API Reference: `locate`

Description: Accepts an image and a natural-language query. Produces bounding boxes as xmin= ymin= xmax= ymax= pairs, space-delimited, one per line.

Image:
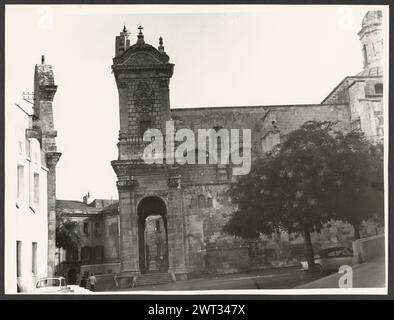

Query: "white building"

xmin=5 ymin=57 xmax=61 ymax=293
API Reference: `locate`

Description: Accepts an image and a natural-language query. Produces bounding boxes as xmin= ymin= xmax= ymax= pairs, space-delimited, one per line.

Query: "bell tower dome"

xmin=358 ymin=10 xmax=383 ymax=76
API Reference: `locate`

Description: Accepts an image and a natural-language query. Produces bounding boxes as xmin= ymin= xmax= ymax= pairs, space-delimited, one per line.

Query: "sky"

xmin=5 ymin=5 xmax=387 ymax=201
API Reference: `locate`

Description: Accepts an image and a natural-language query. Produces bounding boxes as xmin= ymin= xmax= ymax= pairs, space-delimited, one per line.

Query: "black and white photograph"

xmin=3 ymin=4 xmax=389 ymax=296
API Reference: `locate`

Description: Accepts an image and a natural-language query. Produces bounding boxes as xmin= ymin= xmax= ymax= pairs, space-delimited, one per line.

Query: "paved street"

xmin=116 ymin=266 xmax=322 ymax=291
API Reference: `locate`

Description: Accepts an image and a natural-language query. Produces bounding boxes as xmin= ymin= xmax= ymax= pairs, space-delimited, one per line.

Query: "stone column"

xmin=112 ymin=161 xmax=140 ymax=288
xmin=46 ymin=151 xmax=61 ymax=277
xmin=167 ymin=170 xmax=188 ymax=280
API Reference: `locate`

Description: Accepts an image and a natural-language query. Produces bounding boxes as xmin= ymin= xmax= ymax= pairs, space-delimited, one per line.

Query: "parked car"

xmin=35 ymin=277 xmax=72 ymax=293
xmin=301 ymin=246 xmax=354 ymax=275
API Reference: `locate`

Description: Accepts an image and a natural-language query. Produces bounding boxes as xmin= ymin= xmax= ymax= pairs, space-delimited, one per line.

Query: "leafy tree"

xmin=56 ymin=213 xmax=81 ymax=251
xmin=225 ymin=121 xmax=384 ymax=272
xmin=331 ymin=130 xmax=384 ymax=239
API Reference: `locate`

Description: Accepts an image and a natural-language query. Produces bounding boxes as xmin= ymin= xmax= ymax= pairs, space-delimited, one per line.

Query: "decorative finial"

xmin=123 ymin=25 xmax=127 ymax=33
xmin=41 ymin=55 xmax=45 ymax=64
xmin=158 ymin=36 xmax=165 ymax=52
xmin=137 ymin=25 xmax=145 ymax=44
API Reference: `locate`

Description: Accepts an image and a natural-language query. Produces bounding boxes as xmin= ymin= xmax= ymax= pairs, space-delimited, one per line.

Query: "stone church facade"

xmin=57 ymin=11 xmax=383 ymax=287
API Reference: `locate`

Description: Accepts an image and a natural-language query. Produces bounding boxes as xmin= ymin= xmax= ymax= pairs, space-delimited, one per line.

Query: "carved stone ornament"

xmin=46 ymin=152 xmax=62 ymax=168
xmin=116 ymin=176 xmax=138 ymax=191
xmin=168 ymin=175 xmax=181 ymax=189
xmin=134 ymin=82 xmax=155 ymax=113
xmin=112 ymin=162 xmax=131 ymax=177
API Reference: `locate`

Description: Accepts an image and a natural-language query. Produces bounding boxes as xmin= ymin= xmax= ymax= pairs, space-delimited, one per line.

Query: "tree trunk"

xmin=304 ymin=229 xmax=315 ymax=273
xmin=353 ymin=223 xmax=361 ymax=240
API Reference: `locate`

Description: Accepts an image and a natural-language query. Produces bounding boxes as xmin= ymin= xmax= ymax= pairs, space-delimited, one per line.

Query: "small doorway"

xmin=137 ymin=196 xmax=169 ymax=274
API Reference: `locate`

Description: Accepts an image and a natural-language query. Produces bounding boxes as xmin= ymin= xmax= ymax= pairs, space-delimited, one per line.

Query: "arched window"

xmin=190 ymin=198 xmax=197 ymax=209
xmin=197 ymin=195 xmax=206 ymax=209
xmin=207 ymin=196 xmax=213 ymax=208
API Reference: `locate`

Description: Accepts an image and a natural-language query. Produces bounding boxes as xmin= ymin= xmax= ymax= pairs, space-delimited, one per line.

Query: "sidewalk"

xmin=296 ymin=256 xmax=385 ymax=289
xmin=67 ymin=285 xmax=92 ymax=293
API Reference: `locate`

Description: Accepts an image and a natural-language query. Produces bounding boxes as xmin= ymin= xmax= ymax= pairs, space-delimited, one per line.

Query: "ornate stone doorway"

xmin=137 ymin=196 xmax=169 ymax=274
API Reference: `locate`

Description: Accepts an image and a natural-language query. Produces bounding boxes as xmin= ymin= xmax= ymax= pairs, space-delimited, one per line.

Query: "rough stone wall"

xmin=103 ymin=215 xmax=120 ymax=263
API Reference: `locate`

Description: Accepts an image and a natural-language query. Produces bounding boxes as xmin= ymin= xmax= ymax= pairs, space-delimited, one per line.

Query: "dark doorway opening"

xmin=67 ymin=268 xmax=77 ymax=285
xmin=137 ymin=196 xmax=169 ymax=274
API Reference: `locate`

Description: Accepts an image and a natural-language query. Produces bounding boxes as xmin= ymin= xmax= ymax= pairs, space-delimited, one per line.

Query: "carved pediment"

xmin=123 ymin=52 xmax=162 ymax=66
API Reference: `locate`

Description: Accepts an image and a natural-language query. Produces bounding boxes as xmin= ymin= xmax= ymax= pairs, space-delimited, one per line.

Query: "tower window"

xmin=363 ymin=44 xmax=368 ymax=67
xmin=140 ymin=120 xmax=152 ymax=138
xmin=374 ymin=83 xmax=383 ymax=95
xmin=198 ymin=195 xmax=206 ymax=209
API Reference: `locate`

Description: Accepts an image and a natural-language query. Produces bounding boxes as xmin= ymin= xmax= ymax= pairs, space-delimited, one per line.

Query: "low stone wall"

xmin=205 ymin=246 xmax=251 ymax=274
xmin=80 ymin=262 xmax=120 ymax=276
xmin=352 ymin=233 xmax=385 ymax=264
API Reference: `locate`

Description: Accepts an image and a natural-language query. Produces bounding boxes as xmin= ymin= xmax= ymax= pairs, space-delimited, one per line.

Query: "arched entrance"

xmin=137 ymin=196 xmax=169 ymax=274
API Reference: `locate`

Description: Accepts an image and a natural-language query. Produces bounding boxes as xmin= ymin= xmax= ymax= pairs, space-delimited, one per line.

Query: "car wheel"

xmin=313 ymin=264 xmax=323 ymax=275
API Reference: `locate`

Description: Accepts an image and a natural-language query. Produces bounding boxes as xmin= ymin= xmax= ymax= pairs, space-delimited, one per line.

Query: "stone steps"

xmin=135 ymin=272 xmax=173 ymax=287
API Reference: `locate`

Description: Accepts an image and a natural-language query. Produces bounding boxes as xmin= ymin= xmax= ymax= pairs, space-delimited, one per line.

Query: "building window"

xmin=17 ymin=241 xmax=22 ymax=277
xmin=93 ymin=246 xmax=104 ymax=264
xmin=94 ymin=222 xmax=102 ymax=237
xmin=140 ymin=120 xmax=152 ymax=138
xmin=198 ymin=195 xmax=206 ymax=209
xmin=375 ymin=83 xmax=383 ymax=95
xmin=17 ymin=165 xmax=24 ymax=200
xmin=83 ymin=222 xmax=89 ymax=235
xmin=25 ymin=139 xmax=30 ymax=157
xmin=33 ymin=173 xmax=39 ymax=205
xmin=32 ymin=242 xmax=37 ymax=275
xmin=81 ymin=246 xmax=91 ymax=265
xmin=155 ymin=220 xmax=161 ymax=231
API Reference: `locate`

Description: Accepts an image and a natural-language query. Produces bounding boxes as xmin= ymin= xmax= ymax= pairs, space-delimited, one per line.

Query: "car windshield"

xmin=36 ymin=278 xmax=60 ymax=288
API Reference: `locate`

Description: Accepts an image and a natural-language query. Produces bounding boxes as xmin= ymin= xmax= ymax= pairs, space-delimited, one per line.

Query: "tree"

xmin=56 ymin=213 xmax=81 ymax=251
xmin=225 ymin=121 xmax=384 ymax=273
xmin=331 ymin=130 xmax=384 ymax=239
